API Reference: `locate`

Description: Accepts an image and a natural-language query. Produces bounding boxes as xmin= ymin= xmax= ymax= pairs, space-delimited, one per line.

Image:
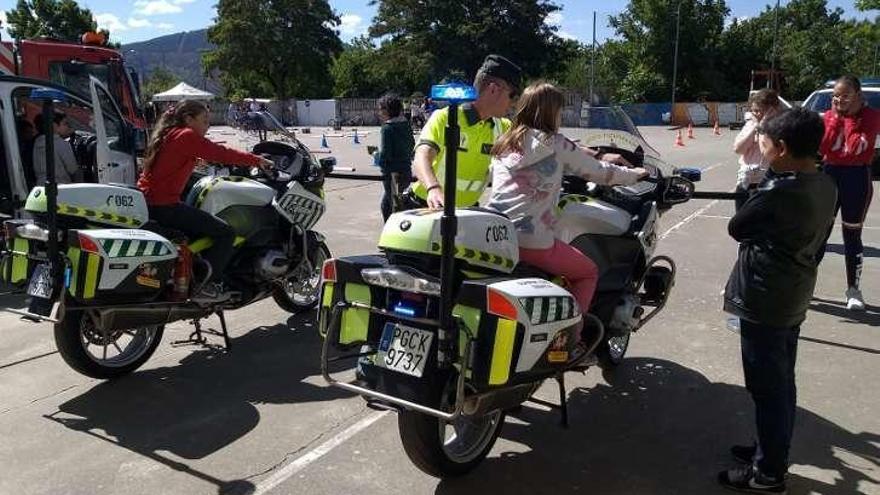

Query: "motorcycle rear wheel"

xmin=273 ymin=242 xmax=331 ymax=313
xmin=54 ymin=309 xmax=164 ymax=379
xmin=397 ymin=377 xmax=505 ymax=477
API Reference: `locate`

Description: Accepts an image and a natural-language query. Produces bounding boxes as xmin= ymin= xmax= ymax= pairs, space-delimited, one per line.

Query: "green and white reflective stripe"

xmin=430 ymin=242 xmax=515 ymax=270
xmin=100 ymin=239 xmax=171 ymax=258
xmin=520 ymin=296 xmax=577 ymax=324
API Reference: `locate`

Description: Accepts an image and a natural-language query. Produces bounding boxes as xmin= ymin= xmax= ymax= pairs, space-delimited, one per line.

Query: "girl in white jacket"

xmin=488 ymin=82 xmax=647 ymax=320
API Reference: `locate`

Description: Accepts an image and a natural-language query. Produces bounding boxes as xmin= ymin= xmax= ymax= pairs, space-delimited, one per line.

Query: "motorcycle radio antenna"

xmin=430 ymin=82 xmax=477 ymax=365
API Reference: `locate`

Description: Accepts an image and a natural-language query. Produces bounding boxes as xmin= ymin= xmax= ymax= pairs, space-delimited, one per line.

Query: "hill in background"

xmin=122 ymin=29 xmax=224 ymax=95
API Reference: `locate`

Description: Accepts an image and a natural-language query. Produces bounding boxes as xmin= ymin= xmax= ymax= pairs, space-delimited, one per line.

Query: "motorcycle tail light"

xmin=78 ymin=233 xmax=101 ymax=254
xmin=487 ymin=288 xmax=518 ymax=320
xmin=322 ymin=259 xmax=337 ymax=282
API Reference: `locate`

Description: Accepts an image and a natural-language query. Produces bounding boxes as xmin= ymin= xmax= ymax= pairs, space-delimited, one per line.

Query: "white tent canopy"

xmin=151 ymin=82 xmax=215 ymax=102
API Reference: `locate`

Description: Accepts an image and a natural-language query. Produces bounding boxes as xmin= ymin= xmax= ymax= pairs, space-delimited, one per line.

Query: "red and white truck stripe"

xmin=0 ymin=41 xmax=15 ymax=75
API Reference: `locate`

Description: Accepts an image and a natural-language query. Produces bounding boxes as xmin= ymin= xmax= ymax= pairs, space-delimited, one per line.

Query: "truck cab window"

xmin=13 ymin=86 xmax=100 ymax=183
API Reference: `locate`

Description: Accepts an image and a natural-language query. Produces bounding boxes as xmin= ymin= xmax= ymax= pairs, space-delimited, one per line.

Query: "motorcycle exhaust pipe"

xmin=97 ymin=305 xmax=208 ymax=330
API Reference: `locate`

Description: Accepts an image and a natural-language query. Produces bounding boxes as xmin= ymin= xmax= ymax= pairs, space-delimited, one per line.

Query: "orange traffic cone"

xmin=687 ymin=122 xmax=695 ymax=139
xmin=713 ymin=120 xmax=721 ymax=136
xmin=675 ymin=129 xmax=685 ymax=147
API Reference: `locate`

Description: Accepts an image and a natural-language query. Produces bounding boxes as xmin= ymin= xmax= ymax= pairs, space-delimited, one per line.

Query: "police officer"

xmin=408 ymin=54 xmax=522 ymax=209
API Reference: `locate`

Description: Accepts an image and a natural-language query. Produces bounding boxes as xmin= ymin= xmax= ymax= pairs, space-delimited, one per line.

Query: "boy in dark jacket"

xmin=719 ymin=108 xmax=837 ymax=493
xmin=375 ymin=93 xmax=416 ymax=221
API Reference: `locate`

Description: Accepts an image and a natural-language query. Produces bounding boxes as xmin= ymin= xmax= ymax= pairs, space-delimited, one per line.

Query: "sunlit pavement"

xmin=0 ymin=126 xmax=876 ymax=495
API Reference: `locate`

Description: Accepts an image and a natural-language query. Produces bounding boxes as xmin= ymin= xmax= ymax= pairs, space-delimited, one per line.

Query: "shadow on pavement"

xmin=810 ymin=296 xmax=880 ymax=327
xmin=436 ymin=358 xmax=878 ymax=495
xmin=44 ymin=310 xmax=352 ymax=495
xmin=825 ymin=243 xmax=880 ymax=259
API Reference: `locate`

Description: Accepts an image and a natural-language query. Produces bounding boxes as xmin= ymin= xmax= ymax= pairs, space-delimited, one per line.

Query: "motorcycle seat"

xmin=511 ymin=263 xmax=550 ymax=279
xmin=142 ymin=221 xmax=187 ymax=243
xmin=463 ymin=206 xmax=509 ymax=219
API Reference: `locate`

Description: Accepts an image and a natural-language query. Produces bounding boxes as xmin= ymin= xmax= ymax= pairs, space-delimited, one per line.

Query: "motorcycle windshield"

xmin=575 ymin=106 xmax=672 ymax=175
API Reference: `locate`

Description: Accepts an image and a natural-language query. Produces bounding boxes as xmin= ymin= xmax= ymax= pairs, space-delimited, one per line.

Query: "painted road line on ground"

xmin=254 ymin=411 xmax=389 ymax=495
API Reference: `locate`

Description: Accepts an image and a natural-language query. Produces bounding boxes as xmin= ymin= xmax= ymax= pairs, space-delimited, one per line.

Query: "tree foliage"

xmin=142 ymin=67 xmax=178 ymax=101
xmin=204 ymin=0 xmax=343 ymax=99
xmin=335 ymin=0 xmax=576 ymax=97
xmin=5 ymin=0 xmax=113 ymax=44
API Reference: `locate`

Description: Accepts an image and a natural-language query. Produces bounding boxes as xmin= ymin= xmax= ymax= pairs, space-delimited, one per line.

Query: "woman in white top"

xmin=487 ymin=82 xmax=646 ymax=320
xmin=733 ymin=88 xmax=781 ymax=210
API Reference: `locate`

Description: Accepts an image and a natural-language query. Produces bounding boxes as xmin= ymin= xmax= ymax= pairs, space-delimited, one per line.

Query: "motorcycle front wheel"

xmin=54 ymin=309 xmax=164 ymax=379
xmin=273 ymin=241 xmax=331 ymax=313
xmin=397 ymin=377 xmax=505 ymax=477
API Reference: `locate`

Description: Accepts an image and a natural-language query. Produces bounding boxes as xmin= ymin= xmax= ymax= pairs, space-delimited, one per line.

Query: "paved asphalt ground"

xmin=0 ymin=125 xmax=876 ymax=495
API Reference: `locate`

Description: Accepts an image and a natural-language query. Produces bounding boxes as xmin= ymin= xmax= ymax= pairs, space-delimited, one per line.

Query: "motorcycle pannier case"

xmin=0 ymin=220 xmax=41 ymax=285
xmin=66 ymin=229 xmax=177 ymax=303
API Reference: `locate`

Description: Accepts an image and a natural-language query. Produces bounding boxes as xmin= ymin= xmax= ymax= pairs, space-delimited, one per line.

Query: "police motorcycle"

xmin=0 ymin=90 xmax=335 ymax=379
xmin=318 ymin=84 xmax=698 ymax=477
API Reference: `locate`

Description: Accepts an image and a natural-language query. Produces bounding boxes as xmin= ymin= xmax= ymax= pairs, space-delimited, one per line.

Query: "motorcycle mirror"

xmin=675 ymin=167 xmax=702 ymax=183
xmin=319 ymin=157 xmax=336 ymax=174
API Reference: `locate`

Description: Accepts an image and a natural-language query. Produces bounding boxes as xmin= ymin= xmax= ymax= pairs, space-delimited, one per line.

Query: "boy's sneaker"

xmin=731 ymin=444 xmax=756 ymax=464
xmin=846 ymin=287 xmax=866 ymax=311
xmin=191 ymin=282 xmax=230 ymax=304
xmin=718 ymin=465 xmax=787 ymax=494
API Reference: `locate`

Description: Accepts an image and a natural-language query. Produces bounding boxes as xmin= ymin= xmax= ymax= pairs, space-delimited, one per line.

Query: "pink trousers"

xmin=519 ymin=239 xmax=599 ymax=314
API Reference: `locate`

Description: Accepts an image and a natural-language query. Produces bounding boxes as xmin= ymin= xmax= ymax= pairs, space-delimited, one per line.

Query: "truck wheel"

xmin=54 ymin=310 xmax=163 ymax=379
xmin=397 ymin=376 xmax=505 ymax=477
xmin=273 ymin=242 xmax=330 ymax=313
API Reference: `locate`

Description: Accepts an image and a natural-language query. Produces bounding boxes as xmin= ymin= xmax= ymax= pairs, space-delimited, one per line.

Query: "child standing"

xmin=487 ymin=82 xmax=646 ymax=320
xmin=375 ymin=93 xmax=415 ymax=221
xmin=719 ymin=108 xmax=837 ymax=493
xmin=733 ymin=89 xmax=781 ymax=210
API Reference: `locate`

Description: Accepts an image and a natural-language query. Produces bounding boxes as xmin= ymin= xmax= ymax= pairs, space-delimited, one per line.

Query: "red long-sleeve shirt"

xmin=820 ymin=106 xmax=880 ymax=166
xmin=137 ymin=127 xmax=261 ymax=205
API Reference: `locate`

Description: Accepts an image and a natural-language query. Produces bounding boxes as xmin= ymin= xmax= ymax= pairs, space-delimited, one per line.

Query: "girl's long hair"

xmin=142 ymin=99 xmax=209 ymax=173
xmin=491 ymin=81 xmax=565 ymax=157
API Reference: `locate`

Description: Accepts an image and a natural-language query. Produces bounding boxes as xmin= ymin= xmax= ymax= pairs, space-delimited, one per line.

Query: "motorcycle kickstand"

xmin=216 ymin=310 xmax=231 ymax=352
xmin=556 ymin=372 xmax=569 ymax=429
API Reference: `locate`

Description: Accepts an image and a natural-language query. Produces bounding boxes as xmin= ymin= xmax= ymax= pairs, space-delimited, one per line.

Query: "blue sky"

xmin=0 ymin=0 xmax=875 ymax=45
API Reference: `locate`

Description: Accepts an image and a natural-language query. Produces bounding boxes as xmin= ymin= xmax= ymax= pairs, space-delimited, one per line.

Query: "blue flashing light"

xmin=29 ymin=88 xmax=68 ymax=102
xmin=431 ymin=83 xmax=477 ymax=103
xmin=393 ymin=303 xmax=417 ymax=317
xmin=64 ymin=267 xmax=71 ymax=288
xmin=675 ymin=167 xmax=702 ymax=183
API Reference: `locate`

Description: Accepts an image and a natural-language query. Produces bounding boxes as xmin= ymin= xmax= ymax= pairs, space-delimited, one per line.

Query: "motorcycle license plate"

xmin=26 ymin=264 xmax=54 ymax=299
xmin=377 ymin=323 xmax=433 ymax=377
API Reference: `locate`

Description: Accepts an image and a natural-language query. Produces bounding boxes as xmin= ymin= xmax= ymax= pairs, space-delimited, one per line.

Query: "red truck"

xmin=0 ymin=35 xmax=145 ymax=130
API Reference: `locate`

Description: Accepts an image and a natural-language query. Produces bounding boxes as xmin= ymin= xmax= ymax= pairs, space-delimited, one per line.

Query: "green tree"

xmin=204 ymin=0 xmax=343 ymax=99
xmin=142 ymin=67 xmax=178 ymax=101
xmin=367 ymin=0 xmax=574 ymax=95
xmin=855 ymin=0 xmax=879 ymax=11
xmin=718 ymin=0 xmax=853 ymax=99
xmin=610 ymin=0 xmax=730 ymax=102
xmin=5 ymin=0 xmax=113 ymax=43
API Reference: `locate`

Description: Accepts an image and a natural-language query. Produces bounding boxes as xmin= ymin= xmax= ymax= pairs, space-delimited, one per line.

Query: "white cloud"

xmin=134 ymin=0 xmax=183 ymax=16
xmin=173 ymin=0 xmax=197 ymax=3
xmin=127 ymin=17 xmax=152 ymax=28
xmin=0 ymin=11 xmax=7 ymax=26
xmin=339 ymin=13 xmax=366 ymax=36
xmin=156 ymin=23 xmax=175 ymax=30
xmin=96 ymin=13 xmax=128 ymax=32
xmin=557 ymin=30 xmax=578 ymax=41
xmin=545 ymin=12 xmax=564 ymax=26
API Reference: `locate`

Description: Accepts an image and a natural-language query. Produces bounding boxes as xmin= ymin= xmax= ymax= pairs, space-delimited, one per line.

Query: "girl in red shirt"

xmin=137 ymin=100 xmax=272 ymax=302
xmin=818 ymin=75 xmax=880 ymax=311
